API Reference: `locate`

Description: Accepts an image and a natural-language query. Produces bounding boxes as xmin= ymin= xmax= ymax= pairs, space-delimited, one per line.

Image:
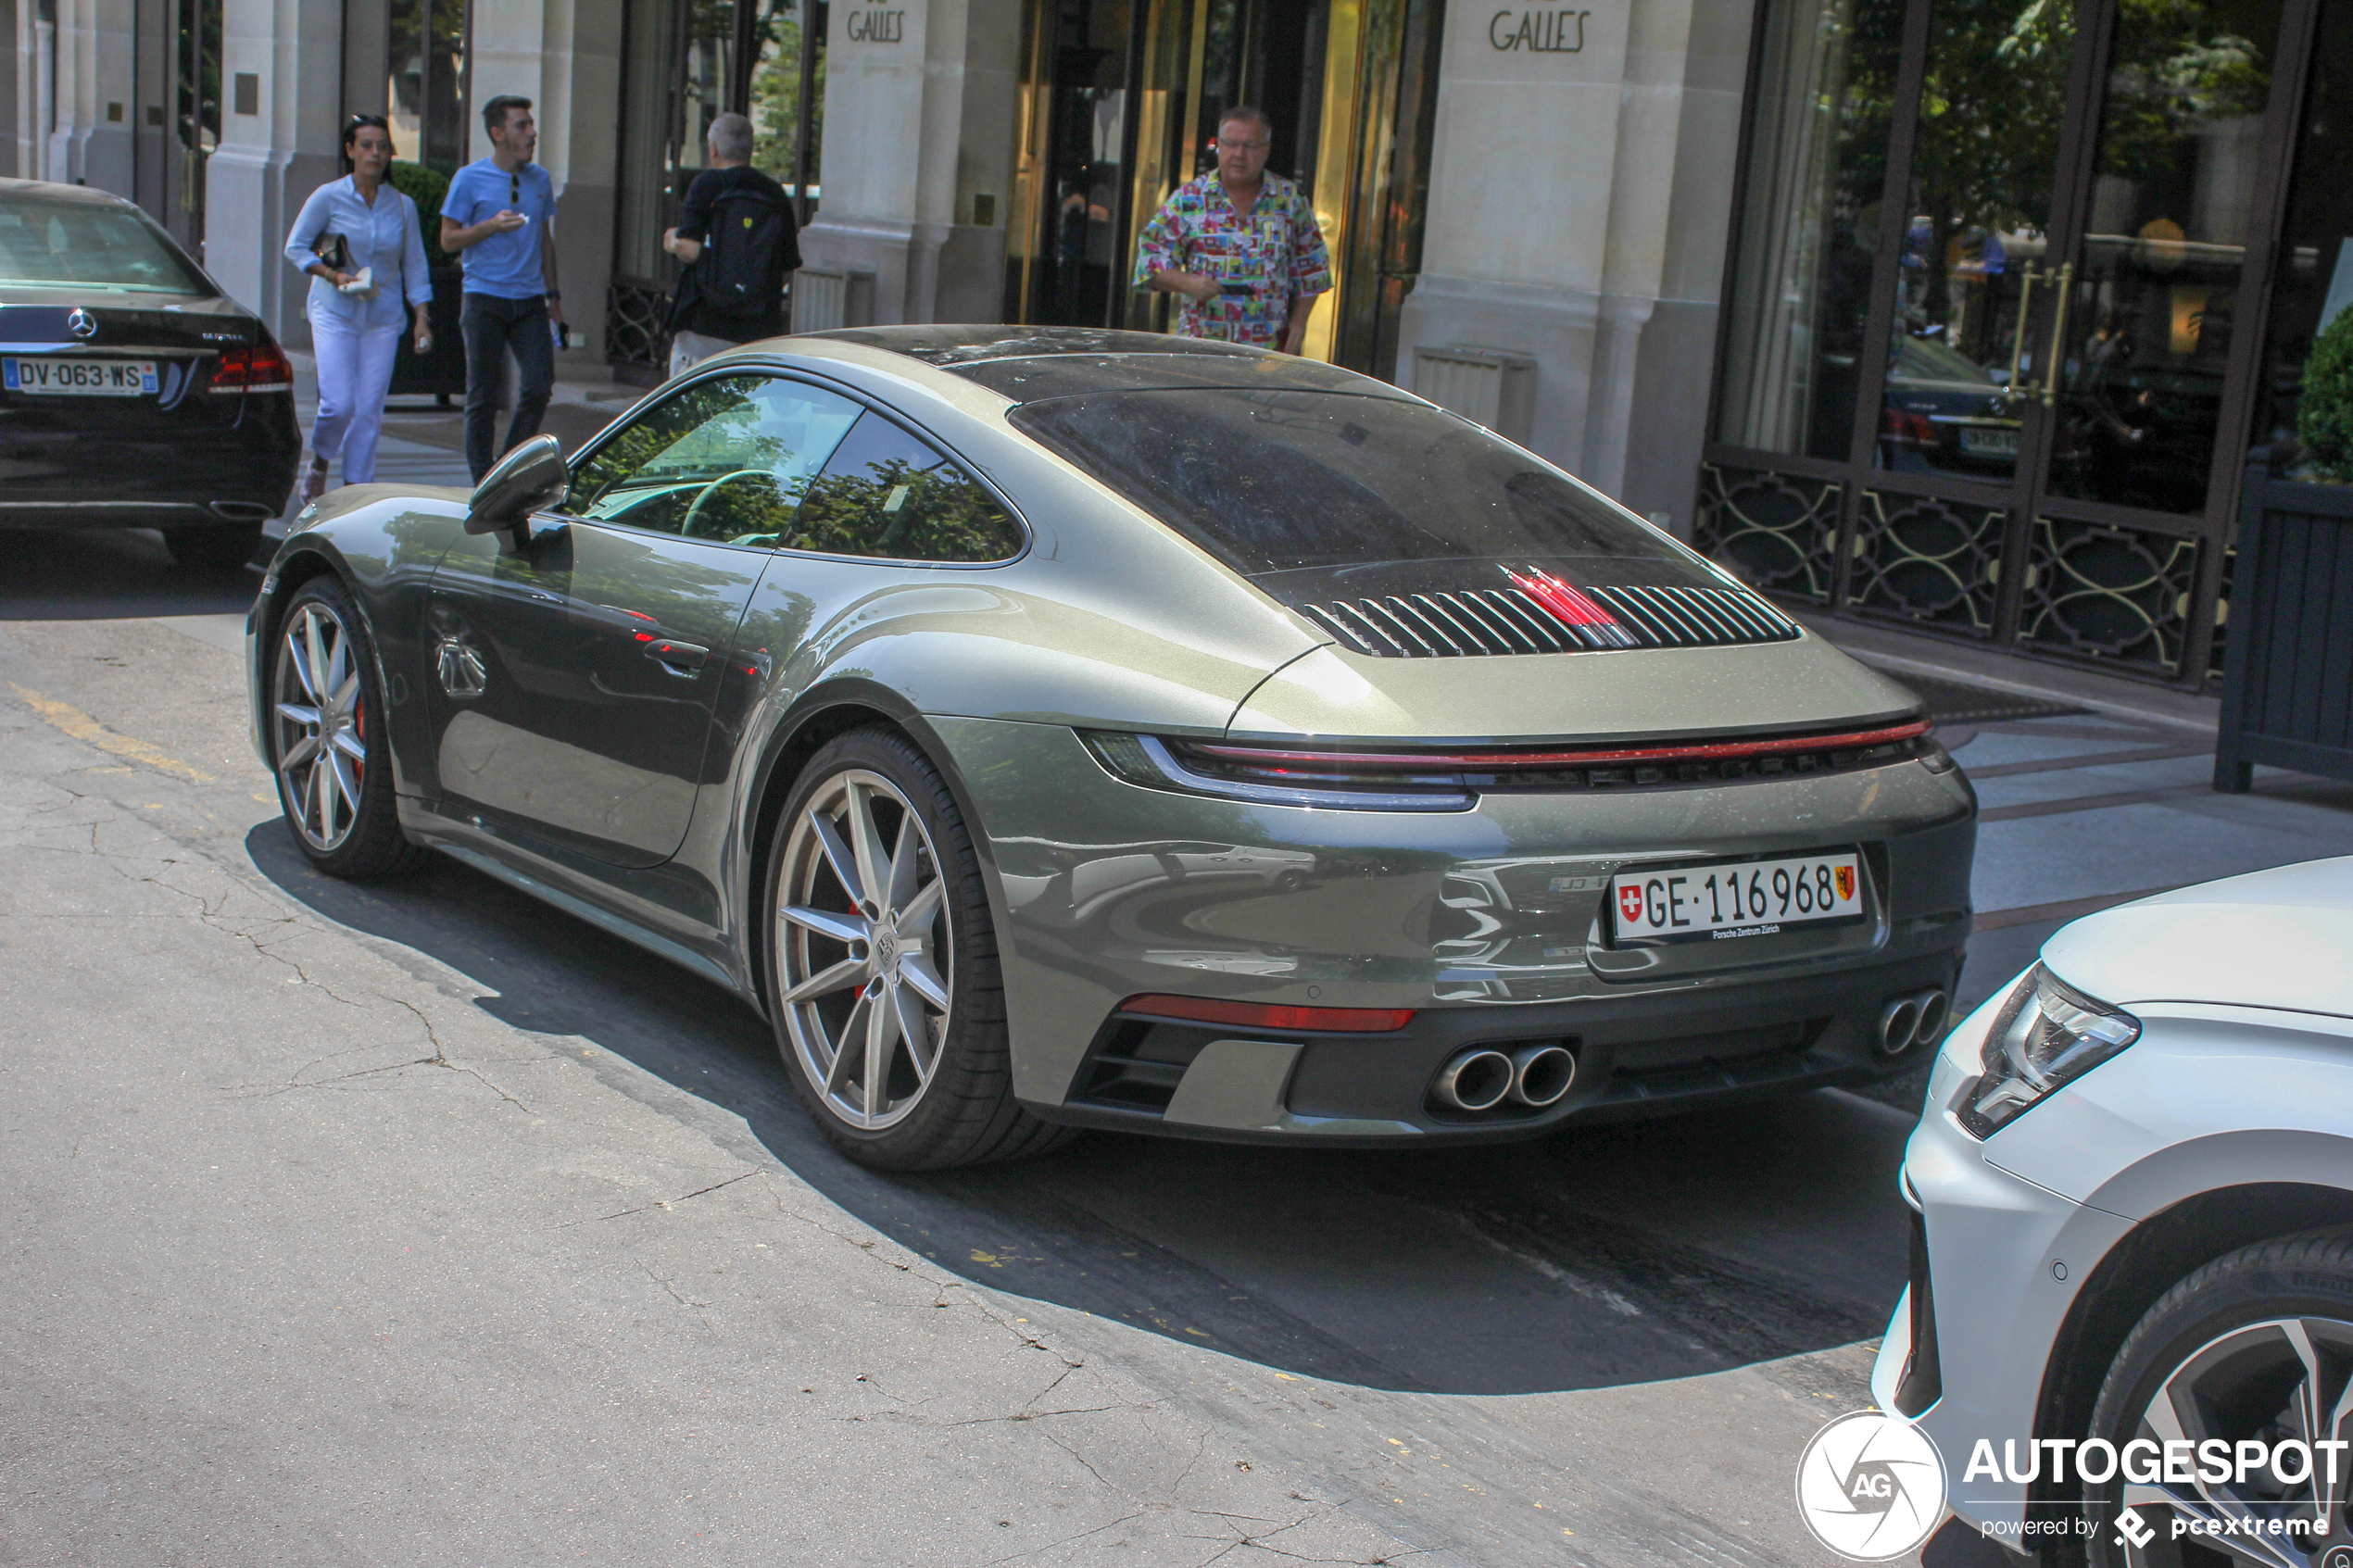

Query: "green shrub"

xmin=386 ymin=160 xmax=453 ymax=269
xmin=2297 ymin=304 xmax=2353 ymax=482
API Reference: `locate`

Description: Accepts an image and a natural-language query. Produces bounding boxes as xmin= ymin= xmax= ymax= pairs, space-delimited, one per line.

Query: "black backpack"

xmin=696 ymin=186 xmax=790 ymax=323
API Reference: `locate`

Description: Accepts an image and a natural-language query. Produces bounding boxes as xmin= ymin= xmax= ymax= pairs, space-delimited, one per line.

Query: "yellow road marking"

xmin=8 ymin=682 xmax=215 ymax=783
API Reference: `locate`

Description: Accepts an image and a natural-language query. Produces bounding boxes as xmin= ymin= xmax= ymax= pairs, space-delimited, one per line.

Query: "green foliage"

xmin=785 ymin=459 xmax=1021 ymax=561
xmin=2298 ymin=307 xmax=2353 ymax=483
xmin=387 ymin=160 xmax=453 ymax=268
xmin=749 ymin=4 xmax=824 ymax=188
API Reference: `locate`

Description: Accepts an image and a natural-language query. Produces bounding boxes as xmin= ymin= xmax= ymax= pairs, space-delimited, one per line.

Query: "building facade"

xmin=9 ymin=0 xmax=2348 ymax=692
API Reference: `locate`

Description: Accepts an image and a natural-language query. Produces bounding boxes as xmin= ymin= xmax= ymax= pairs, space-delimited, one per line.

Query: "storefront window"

xmin=1714 ymin=0 xmax=1903 ymax=460
xmin=749 ymin=0 xmax=824 ymax=206
xmin=2043 ymin=0 xmax=2283 ymax=513
xmin=387 ymin=0 xmax=469 ymax=175
xmin=2252 ymin=0 xmax=2353 ymax=481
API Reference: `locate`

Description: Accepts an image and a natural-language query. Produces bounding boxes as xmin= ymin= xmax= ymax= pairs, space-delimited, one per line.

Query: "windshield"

xmin=1009 ymin=389 xmax=1693 ymax=579
xmin=0 ymin=197 xmax=214 ymax=295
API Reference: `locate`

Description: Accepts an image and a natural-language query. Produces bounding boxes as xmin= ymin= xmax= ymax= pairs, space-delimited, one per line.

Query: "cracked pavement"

xmin=32 ymin=528 xmax=2351 ymax=1565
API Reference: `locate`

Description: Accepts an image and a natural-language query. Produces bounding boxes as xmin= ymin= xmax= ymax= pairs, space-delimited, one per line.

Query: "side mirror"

xmin=466 ymin=434 xmax=569 ymax=534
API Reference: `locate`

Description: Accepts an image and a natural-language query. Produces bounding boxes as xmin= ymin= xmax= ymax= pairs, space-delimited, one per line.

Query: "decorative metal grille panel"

xmin=1849 ymin=488 xmax=2005 ymax=636
xmin=2020 ymin=516 xmax=2201 ymax=677
xmin=605 ymin=276 xmax=671 ymax=374
xmin=2208 ymin=544 xmax=2234 ymax=688
xmin=1694 ymin=463 xmax=1840 ymax=604
xmin=1301 ymin=584 xmax=1800 ymax=658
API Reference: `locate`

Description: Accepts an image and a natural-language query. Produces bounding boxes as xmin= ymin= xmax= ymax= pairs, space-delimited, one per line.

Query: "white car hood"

xmin=2041 ymin=856 xmax=2353 ymax=1018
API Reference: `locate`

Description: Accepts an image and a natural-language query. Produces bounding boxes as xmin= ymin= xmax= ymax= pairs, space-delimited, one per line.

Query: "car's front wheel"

xmin=763 ymin=727 xmax=1072 ymax=1170
xmin=268 ymin=578 xmax=427 ymax=880
xmin=2085 ymin=1227 xmax=2353 ymax=1566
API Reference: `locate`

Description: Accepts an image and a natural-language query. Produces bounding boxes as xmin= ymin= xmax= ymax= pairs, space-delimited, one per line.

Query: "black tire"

xmin=761 ymin=726 xmax=1075 ymax=1171
xmin=165 ymin=521 xmax=265 ymax=570
xmin=2083 ymin=1227 xmax=2353 ymax=1566
xmin=266 ymin=577 xmax=431 ymax=880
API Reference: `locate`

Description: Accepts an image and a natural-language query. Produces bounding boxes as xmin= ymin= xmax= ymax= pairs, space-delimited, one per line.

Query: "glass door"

xmin=1704 ymin=0 xmax=2312 ymax=684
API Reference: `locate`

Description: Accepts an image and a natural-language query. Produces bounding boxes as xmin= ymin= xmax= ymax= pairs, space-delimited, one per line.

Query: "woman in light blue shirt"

xmin=283 ymin=115 xmax=433 ymax=497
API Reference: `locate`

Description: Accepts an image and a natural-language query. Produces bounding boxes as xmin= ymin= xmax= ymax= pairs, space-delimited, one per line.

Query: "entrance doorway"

xmin=1002 ymin=0 xmax=1441 ymax=376
xmin=1703 ymin=0 xmax=2328 ymax=686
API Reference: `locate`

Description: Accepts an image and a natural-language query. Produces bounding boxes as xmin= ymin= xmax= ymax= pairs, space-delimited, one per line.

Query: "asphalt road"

xmin=12 ymin=524 xmax=2341 ymax=1567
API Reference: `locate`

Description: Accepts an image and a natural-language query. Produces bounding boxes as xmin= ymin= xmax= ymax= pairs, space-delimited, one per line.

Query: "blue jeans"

xmin=460 ymin=292 xmax=554 ymax=482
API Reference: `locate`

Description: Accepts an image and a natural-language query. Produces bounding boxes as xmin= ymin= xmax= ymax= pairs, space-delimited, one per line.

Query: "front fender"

xmin=247 ymin=487 xmax=472 ymax=797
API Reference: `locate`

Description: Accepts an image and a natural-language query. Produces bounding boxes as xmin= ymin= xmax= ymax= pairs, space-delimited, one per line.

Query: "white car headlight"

xmin=1955 ymin=962 xmax=2140 ymax=1139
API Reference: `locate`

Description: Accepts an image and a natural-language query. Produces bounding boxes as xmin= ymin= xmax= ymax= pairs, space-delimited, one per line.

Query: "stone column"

xmin=800 ymin=0 xmax=1017 ymax=325
xmin=1397 ymin=0 xmax=1752 ymax=529
xmin=205 ymin=0 xmax=343 ymax=346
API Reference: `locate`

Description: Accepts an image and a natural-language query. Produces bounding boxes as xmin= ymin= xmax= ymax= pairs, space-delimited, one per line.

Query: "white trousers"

xmin=309 ymin=307 xmax=405 ymax=484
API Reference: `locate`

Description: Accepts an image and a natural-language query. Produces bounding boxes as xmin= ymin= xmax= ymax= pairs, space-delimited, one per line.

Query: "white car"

xmin=1872 ymin=857 xmax=2353 ymax=1565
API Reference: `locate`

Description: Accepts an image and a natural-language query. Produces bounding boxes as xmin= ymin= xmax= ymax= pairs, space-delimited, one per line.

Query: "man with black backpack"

xmin=662 ymin=112 xmax=801 ymax=376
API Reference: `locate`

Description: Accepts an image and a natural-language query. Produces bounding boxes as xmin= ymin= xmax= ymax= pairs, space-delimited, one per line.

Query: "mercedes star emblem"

xmin=67 ymin=307 xmax=97 ymax=340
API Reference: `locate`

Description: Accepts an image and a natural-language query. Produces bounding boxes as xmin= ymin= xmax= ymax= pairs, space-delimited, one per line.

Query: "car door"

xmin=425 ymin=370 xmax=862 ymax=867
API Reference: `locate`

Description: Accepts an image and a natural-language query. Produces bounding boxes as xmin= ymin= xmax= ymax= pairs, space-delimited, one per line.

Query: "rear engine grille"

xmin=1299 ymin=584 xmax=1799 ymax=658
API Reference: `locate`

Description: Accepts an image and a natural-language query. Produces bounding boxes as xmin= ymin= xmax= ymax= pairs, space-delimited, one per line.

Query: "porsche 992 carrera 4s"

xmin=247 ymin=326 xmax=1976 ymax=1169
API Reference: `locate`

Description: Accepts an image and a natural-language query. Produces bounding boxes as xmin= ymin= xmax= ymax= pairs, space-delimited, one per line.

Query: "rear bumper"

xmin=0 ymin=396 xmax=299 ymax=526
xmin=1030 ymin=945 xmax=1966 ymax=1144
xmin=931 ymin=716 xmax=1980 ymax=1135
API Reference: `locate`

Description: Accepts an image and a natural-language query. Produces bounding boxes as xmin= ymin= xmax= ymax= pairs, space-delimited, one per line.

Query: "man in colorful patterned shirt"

xmin=1134 ymin=107 xmax=1332 ymax=352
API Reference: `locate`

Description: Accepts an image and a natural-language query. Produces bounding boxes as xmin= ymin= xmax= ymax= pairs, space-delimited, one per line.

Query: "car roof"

xmin=800 ymin=324 xmax=1419 ymax=405
xmin=0 ymin=178 xmax=143 ymax=208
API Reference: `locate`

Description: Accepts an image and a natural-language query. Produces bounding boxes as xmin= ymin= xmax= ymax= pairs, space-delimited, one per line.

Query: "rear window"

xmin=1008 ymin=389 xmax=1690 ymax=577
xmin=0 ymin=197 xmax=213 ymax=295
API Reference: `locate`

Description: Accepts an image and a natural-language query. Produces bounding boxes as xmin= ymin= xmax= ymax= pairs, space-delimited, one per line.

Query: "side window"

xmin=569 ymin=373 xmax=862 ymax=545
xmin=786 ymin=411 xmax=1025 ymax=563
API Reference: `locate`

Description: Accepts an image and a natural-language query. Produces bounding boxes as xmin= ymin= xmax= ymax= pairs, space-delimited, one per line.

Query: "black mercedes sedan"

xmin=0 ymin=178 xmax=300 ymax=567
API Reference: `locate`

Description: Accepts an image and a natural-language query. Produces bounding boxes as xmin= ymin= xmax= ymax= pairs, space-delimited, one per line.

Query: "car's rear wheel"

xmin=268 ymin=579 xmax=427 ymax=880
xmin=165 ymin=521 xmax=264 ymax=570
xmin=2084 ymin=1228 xmax=2353 ymax=1566
xmin=763 ymin=727 xmax=1073 ymax=1171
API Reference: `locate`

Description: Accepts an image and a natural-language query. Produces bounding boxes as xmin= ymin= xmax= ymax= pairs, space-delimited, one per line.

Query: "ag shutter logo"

xmin=1795 ymin=1411 xmax=1948 ymax=1562
xmin=2113 ymin=1508 xmax=2156 ymax=1549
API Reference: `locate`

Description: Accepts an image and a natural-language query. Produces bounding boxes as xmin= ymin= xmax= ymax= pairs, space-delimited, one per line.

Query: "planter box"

xmin=2215 ymin=465 xmax=2353 ymax=791
xmin=388 ymin=267 xmax=467 ymax=402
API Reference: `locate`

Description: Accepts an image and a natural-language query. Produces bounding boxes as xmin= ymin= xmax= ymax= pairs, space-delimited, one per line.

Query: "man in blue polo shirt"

xmin=441 ymin=94 xmax=564 ymax=482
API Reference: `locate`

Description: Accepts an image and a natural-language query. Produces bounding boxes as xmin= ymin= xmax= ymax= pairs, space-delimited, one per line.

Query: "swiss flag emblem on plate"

xmin=1618 ymin=884 xmax=1646 ymax=922
xmin=1835 ymin=866 xmax=1856 ymax=901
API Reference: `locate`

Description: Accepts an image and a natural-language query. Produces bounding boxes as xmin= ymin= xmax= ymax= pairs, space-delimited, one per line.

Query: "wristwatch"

xmin=544 ymin=290 xmax=563 ymax=301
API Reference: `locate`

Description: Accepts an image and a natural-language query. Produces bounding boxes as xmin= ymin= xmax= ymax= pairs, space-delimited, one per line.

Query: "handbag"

xmin=313 ymin=231 xmax=353 ymax=273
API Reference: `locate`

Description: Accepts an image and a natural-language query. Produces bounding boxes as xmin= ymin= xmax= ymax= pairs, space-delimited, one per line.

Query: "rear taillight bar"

xmin=1117 ymin=995 xmax=1417 ymax=1033
xmin=1188 ymin=720 xmax=1933 ymax=772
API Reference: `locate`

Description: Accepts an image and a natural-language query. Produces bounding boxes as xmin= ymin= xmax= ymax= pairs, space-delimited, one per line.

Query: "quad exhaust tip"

xmin=1431 ymin=1044 xmax=1578 ymax=1112
xmin=1876 ymin=988 xmax=1951 ymax=1057
xmin=1510 ymin=1044 xmax=1576 ymax=1107
xmin=1431 ymin=1048 xmax=1515 ymax=1112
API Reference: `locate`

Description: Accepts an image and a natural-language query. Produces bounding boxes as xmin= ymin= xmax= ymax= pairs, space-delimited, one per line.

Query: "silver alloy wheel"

xmin=272 ymin=600 xmax=369 ymax=854
xmin=2117 ymin=1315 xmax=2353 ymax=1565
xmin=775 ymin=768 xmax=952 ymax=1132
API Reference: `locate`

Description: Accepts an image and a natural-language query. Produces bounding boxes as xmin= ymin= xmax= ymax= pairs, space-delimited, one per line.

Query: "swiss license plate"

xmin=2 ymin=358 xmax=158 ymax=396
xmin=1610 ymin=852 xmax=1865 ymax=944
xmin=1958 ymin=425 xmax=2020 ymax=458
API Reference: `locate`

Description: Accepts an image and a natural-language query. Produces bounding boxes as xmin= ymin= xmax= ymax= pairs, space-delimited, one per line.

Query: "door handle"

xmin=645 ymin=638 xmax=710 ymax=674
xmin=2038 ymin=261 xmax=2075 ymax=407
xmin=2005 ymin=262 xmax=2042 ymax=400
